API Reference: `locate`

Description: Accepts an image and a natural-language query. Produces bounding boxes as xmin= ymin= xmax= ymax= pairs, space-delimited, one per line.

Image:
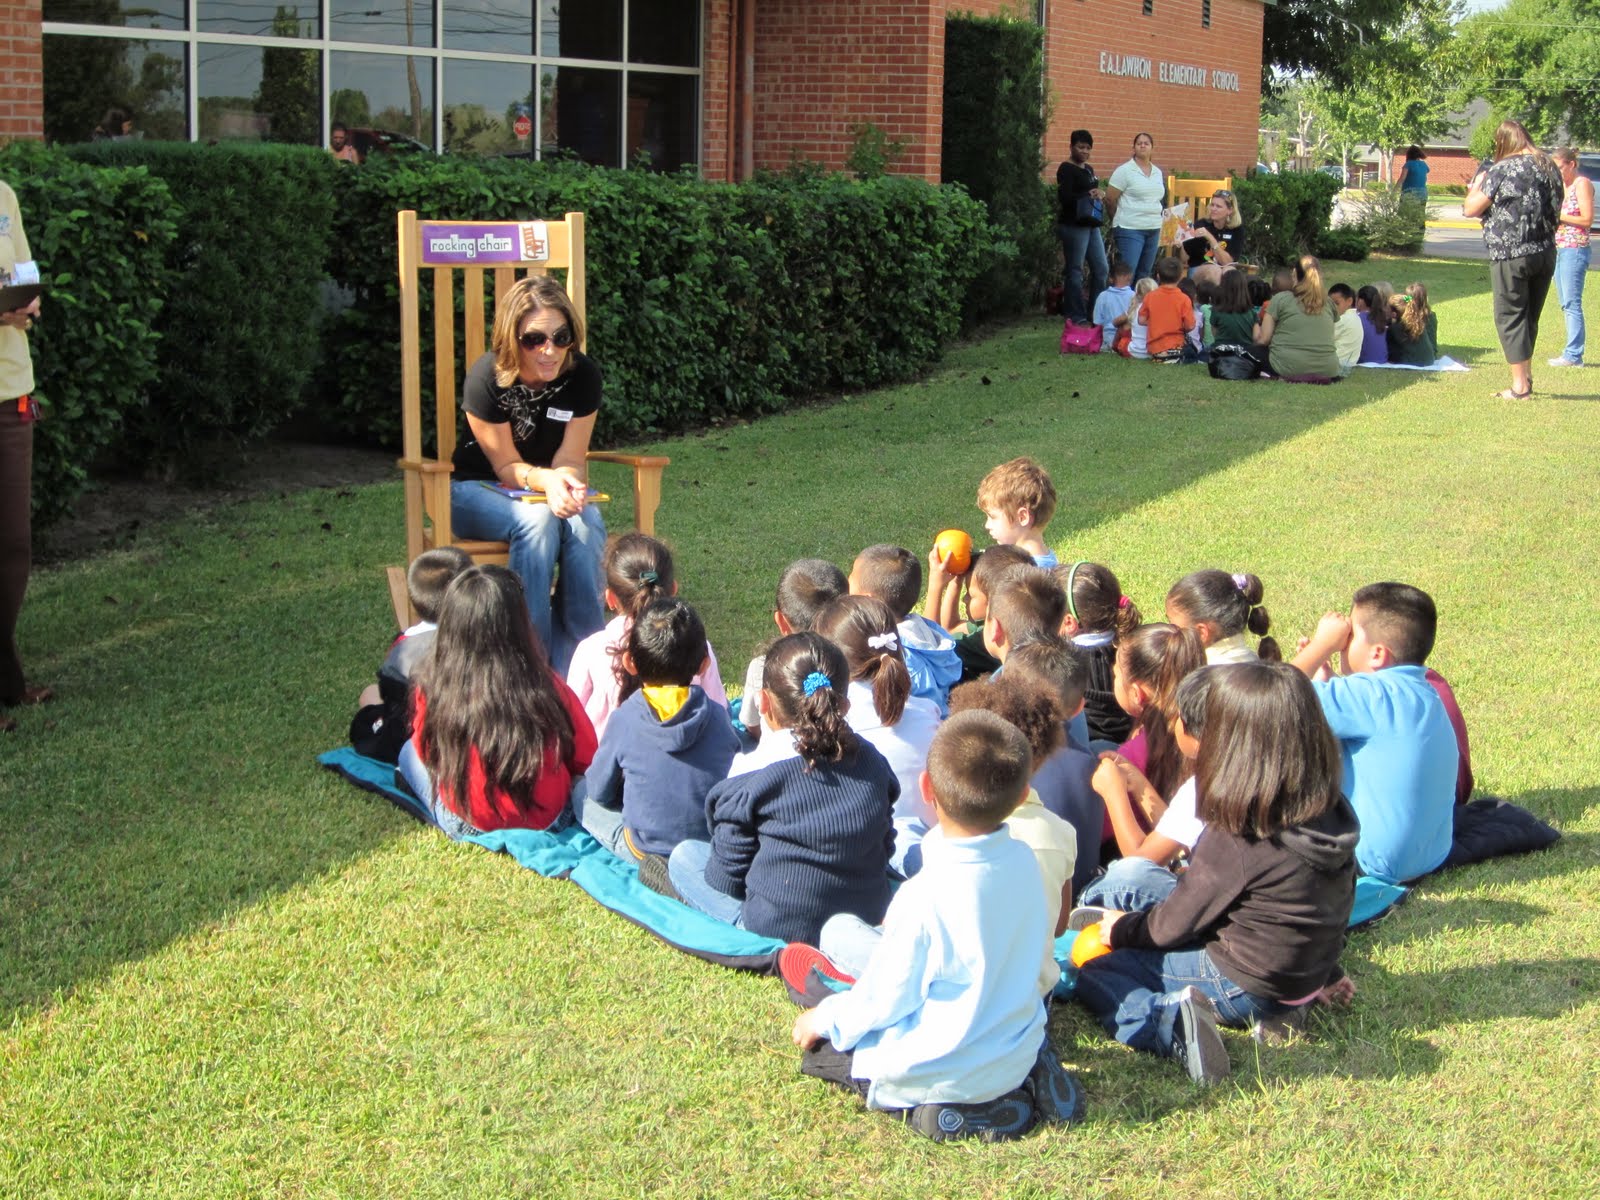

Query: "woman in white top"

xmin=813 ymin=595 xmax=942 ymax=877
xmin=1105 ymin=131 xmax=1167 ymax=283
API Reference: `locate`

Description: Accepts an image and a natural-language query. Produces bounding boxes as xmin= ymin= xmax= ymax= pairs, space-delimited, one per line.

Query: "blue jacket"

xmin=898 ymin=614 xmax=962 ymax=716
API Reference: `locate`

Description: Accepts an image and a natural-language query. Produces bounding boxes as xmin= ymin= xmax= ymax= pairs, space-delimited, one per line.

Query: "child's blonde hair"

xmin=1394 ymin=282 xmax=1431 ymax=339
xmin=1126 ymin=278 xmax=1158 ymax=318
xmin=976 ymin=457 xmax=1057 ymax=530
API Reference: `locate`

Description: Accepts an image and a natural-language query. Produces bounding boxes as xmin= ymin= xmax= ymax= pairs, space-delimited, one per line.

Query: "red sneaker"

xmin=777 ymin=943 xmax=855 ymax=1008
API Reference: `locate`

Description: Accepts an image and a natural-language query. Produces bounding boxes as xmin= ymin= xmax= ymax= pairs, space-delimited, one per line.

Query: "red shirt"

xmin=411 ymin=676 xmax=597 ymax=831
xmin=1138 ymin=285 xmax=1196 ymax=355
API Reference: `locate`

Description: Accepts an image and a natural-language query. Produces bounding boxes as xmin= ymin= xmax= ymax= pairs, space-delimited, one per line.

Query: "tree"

xmin=257 ymin=7 xmax=319 ymax=144
xmin=1455 ymin=0 xmax=1600 ymax=145
xmin=1264 ymin=0 xmax=1424 ymax=89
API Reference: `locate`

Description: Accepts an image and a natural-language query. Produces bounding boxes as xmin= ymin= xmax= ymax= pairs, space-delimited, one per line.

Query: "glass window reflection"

xmin=445 ymin=0 xmax=533 ymax=54
xmin=627 ymin=72 xmax=695 ymax=171
xmin=43 ymin=34 xmax=187 ymax=143
xmin=42 ymin=1 xmax=186 ymax=32
xmin=196 ymin=2 xmax=319 ymax=37
xmin=443 ymin=59 xmax=534 ymax=157
xmin=629 ymin=0 xmax=698 ymax=67
xmin=198 ymin=41 xmax=321 ymax=143
xmin=331 ymin=51 xmax=435 ymax=151
xmin=540 ymin=0 xmax=621 ymax=61
xmin=541 ymin=66 xmax=620 ymax=168
xmin=331 ymin=0 xmax=434 ymax=48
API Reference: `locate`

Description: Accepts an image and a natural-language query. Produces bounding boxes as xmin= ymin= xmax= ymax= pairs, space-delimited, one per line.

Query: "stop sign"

xmin=513 ymin=113 xmax=532 ymax=139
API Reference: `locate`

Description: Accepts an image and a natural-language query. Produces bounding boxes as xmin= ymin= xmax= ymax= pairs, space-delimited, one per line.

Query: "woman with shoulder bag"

xmin=1056 ymin=130 xmax=1108 ymax=325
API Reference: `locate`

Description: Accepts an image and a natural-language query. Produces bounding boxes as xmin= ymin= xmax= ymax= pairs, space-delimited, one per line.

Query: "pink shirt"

xmin=565 ymin=613 xmax=730 ymax=740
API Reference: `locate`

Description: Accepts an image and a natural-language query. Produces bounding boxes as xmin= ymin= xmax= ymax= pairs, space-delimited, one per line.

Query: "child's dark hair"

xmin=1155 ymin=256 xmax=1184 ymax=285
xmin=1196 ymin=279 xmax=1221 ymax=307
xmin=1247 ymin=277 xmax=1273 ymax=307
xmin=762 ymin=632 xmax=858 ymax=767
xmin=1118 ymin=623 xmax=1205 ymax=800
xmin=1351 ymin=581 xmax=1437 ymax=665
xmin=407 ymin=546 xmax=473 ymax=623
xmin=988 ymin=565 xmax=1068 ymax=648
xmin=1329 ymin=282 xmax=1356 ymax=304
xmin=970 ymin=544 xmax=1034 ymax=598
xmin=413 ymin=565 xmax=575 ymax=820
xmin=1110 ymin=260 xmax=1134 ymax=283
xmin=1357 ymin=285 xmax=1390 ymax=334
xmin=813 ymin=595 xmax=912 ymax=727
xmin=1175 ymin=664 xmax=1215 ymax=740
xmin=1216 ymin=269 xmax=1252 ymax=314
xmin=1195 ymin=662 xmax=1343 ymax=837
xmin=852 ymin=544 xmax=922 ymax=620
xmin=1167 ymin=569 xmax=1280 ymax=661
xmin=1177 ymin=276 xmax=1199 ymax=303
xmin=626 ymin=597 xmax=707 ymax=689
xmin=1055 ymin=560 xmax=1141 ymax=642
xmin=604 ymin=532 xmax=676 ymax=694
xmin=1005 ymin=634 xmax=1090 ymax=713
xmin=925 ymin=710 xmax=1033 ymax=829
xmin=1270 ymin=267 xmax=1295 ymax=294
xmin=949 ymin=673 xmax=1064 ymax=767
xmin=776 ymin=558 xmax=848 ymax=631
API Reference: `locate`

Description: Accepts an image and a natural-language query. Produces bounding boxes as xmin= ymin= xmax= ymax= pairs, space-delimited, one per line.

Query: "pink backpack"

xmin=1060 ymin=320 xmax=1103 ymax=355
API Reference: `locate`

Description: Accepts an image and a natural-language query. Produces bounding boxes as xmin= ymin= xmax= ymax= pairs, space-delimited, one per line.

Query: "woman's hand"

xmin=544 ymin=465 xmax=588 ymax=519
xmin=0 ymin=296 xmax=40 ymax=330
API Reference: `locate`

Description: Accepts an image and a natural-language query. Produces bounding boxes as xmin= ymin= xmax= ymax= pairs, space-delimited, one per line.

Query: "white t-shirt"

xmin=1154 ymin=777 xmax=1204 ymax=849
xmin=1108 ymin=159 xmax=1166 ymax=230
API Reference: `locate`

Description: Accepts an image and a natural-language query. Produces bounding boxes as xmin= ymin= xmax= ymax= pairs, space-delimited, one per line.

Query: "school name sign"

xmin=1098 ymin=51 xmax=1240 ymax=92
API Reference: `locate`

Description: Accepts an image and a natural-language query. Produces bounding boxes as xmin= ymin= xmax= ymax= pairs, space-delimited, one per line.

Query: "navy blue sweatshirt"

xmin=1033 ymin=724 xmax=1105 ymax=899
xmin=584 ymin=686 xmax=742 ymax=857
xmin=702 ymin=741 xmax=897 ymax=944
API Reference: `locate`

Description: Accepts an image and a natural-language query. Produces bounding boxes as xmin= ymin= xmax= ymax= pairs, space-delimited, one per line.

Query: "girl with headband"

xmin=1054 ymin=561 xmax=1143 ymax=746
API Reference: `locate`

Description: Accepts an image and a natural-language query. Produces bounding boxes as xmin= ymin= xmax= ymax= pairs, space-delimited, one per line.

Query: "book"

xmin=0 ymin=283 xmax=42 ymax=314
xmin=479 ymin=481 xmax=611 ymax=504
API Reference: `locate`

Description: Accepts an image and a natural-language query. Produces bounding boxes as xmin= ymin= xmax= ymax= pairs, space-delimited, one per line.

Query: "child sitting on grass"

xmin=735 ymin=557 xmax=848 ymax=743
xmin=1329 ymin=283 xmax=1363 ymax=375
xmin=1356 ymin=284 xmax=1390 ymax=364
xmin=976 ymin=456 xmax=1059 ymax=569
xmin=1093 ymin=260 xmax=1136 ymax=352
xmin=924 ymin=542 xmax=1033 ymax=682
xmin=351 ymin=546 xmax=471 ymax=763
xmin=399 ymin=565 xmax=596 ymax=839
xmin=1118 ymin=278 xmax=1159 ymax=358
xmin=1207 ymin=269 xmax=1259 ymax=348
xmin=1291 ymin=582 xmax=1458 ymax=884
xmin=1074 ymin=661 xmax=1358 ymax=1085
xmin=1386 ymin=282 xmax=1439 ymax=366
xmin=850 ymin=544 xmax=961 ymax=715
xmin=572 ymin=596 xmax=740 ymax=862
xmin=565 ymin=533 xmax=728 ymax=741
xmin=1164 ymin=568 xmax=1279 ymax=664
xmin=1055 ymin=560 xmax=1140 ymax=746
xmin=785 ymin=710 xmax=1084 ymax=1142
xmin=664 ymin=633 xmax=897 ymax=942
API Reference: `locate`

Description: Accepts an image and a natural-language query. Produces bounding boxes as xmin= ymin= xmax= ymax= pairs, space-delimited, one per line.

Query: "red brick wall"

xmin=702 ymin=0 xmax=735 ymax=180
xmin=0 ymin=1 xmax=44 ymax=142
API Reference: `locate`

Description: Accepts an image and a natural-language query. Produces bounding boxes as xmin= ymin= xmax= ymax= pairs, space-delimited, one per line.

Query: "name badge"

xmin=547 ymin=408 xmax=574 ymax=422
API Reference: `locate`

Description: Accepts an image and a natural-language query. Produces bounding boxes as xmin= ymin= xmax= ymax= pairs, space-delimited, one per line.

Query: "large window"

xmin=41 ymin=0 xmax=701 ymax=168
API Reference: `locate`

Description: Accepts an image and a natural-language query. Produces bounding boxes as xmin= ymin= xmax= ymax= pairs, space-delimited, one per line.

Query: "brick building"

xmin=16 ymin=1 xmax=1263 ymax=180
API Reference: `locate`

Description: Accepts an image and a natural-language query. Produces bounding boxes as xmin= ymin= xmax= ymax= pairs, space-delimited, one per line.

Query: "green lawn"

xmin=3 ymin=256 xmax=1599 ymax=1198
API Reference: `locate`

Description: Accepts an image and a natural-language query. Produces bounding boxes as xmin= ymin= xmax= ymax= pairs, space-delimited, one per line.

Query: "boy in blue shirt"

xmin=1092 ymin=261 xmax=1136 ymax=353
xmin=850 ymin=544 xmax=961 ymax=715
xmin=976 ymin=456 xmax=1058 ymax=569
xmin=1291 ymin=582 xmax=1458 ymax=884
xmin=785 ymin=710 xmax=1085 ymax=1142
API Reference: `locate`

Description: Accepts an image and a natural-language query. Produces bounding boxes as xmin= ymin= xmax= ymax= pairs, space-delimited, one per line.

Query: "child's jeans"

xmin=667 ymin=839 xmax=747 ymax=928
xmin=1078 ymin=856 xmax=1179 ymax=914
xmin=819 ymin=912 xmax=885 ymax=977
xmin=1074 ymin=946 xmax=1285 ymax=1057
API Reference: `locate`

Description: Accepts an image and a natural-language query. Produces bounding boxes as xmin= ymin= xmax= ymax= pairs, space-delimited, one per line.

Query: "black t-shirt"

xmin=451 ymin=350 xmax=602 ymax=481
xmin=1183 ymin=220 xmax=1245 ymax=268
xmin=1056 ymin=160 xmax=1101 ymax=226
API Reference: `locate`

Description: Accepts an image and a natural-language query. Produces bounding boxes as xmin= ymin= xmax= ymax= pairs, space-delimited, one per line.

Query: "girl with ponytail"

xmin=1254 ymin=253 xmax=1342 ymax=380
xmin=814 ymin=595 xmax=943 ymax=874
xmin=662 ymin=633 xmax=897 ymax=943
xmin=1055 ymin=560 xmax=1142 ymax=745
xmin=1165 ymin=568 xmax=1281 ymax=664
xmin=565 ymin=532 xmax=728 ymax=739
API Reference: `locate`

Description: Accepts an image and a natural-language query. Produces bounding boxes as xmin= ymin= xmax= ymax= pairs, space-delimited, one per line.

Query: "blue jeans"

xmin=1074 ymin=945 xmax=1284 ymax=1056
xmin=667 ymin=838 xmax=747 ymax=928
xmin=449 ymin=480 xmax=607 ymax=674
xmin=397 ymin=739 xmax=483 ymax=841
xmin=1057 ymin=223 xmax=1109 ymax=323
xmin=1078 ymin=856 xmax=1179 ymax=914
xmin=1112 ymin=226 xmax=1162 ymax=283
xmin=571 ymin=776 xmax=635 ymax=859
xmin=1555 ymin=244 xmax=1590 ymax=363
xmin=819 ymin=912 xmax=883 ymax=977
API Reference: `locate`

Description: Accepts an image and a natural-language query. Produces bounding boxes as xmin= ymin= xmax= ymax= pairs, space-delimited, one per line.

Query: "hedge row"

xmin=1231 ymin=171 xmax=1343 ymax=268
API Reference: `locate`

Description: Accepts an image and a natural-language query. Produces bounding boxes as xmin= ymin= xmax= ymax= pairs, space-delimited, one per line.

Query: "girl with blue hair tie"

xmin=660 ymin=632 xmax=898 ymax=943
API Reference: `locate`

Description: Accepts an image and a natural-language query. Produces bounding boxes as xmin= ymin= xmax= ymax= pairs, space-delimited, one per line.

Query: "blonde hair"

xmin=1127 ymin=277 xmax=1158 ymax=318
xmin=1292 ymin=254 xmax=1327 ymax=316
xmin=976 ymin=456 xmax=1057 ymax=530
xmin=1396 ymin=281 xmax=1431 ymax=339
xmin=490 ymin=275 xmax=586 ymax=389
xmin=1210 ymin=190 xmax=1243 ymax=230
xmin=1491 ymin=119 xmax=1538 ymax=162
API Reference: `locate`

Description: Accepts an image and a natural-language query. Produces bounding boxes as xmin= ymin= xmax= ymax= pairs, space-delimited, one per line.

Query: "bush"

xmin=1347 ymin=184 xmax=1426 ymax=254
xmin=0 ymin=142 xmax=177 ymax=522
xmin=942 ymin=15 xmax=1053 ymax=319
xmin=1316 ymin=224 xmax=1371 ymax=262
xmin=325 ymin=157 xmax=994 ymax=448
xmin=1232 ymin=170 xmax=1342 ymax=268
xmin=64 ymin=142 xmax=337 ymax=471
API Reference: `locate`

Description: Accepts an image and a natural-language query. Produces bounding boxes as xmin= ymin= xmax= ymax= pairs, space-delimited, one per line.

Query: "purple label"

xmin=419 ymin=221 xmax=549 ymax=265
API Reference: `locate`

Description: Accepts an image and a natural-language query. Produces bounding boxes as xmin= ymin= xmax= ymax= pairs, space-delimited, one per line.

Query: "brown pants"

xmin=0 ymin=403 xmax=32 ymax=703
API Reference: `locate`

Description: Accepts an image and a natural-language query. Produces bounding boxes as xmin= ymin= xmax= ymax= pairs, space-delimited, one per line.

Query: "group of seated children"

xmin=1090 ymin=257 xmax=1440 ymax=375
xmin=353 ymin=455 xmax=1468 ymax=1141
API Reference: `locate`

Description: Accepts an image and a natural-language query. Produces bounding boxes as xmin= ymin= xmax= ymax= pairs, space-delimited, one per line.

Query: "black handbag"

xmin=1074 ymin=194 xmax=1104 ymax=225
xmin=1207 ymin=344 xmax=1264 ymax=380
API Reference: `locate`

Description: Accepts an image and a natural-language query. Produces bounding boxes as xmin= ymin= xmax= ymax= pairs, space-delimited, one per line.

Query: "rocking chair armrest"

xmin=396 ymin=456 xmax=457 ymax=474
xmin=586 ymin=451 xmax=671 ymax=469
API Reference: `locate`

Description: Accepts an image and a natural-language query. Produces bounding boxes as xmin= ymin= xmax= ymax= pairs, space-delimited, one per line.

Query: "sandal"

xmin=1492 ymin=387 xmax=1533 ymax=400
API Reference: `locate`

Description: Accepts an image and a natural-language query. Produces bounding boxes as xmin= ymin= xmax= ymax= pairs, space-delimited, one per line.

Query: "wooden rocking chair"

xmin=388 ymin=209 xmax=669 ymax=627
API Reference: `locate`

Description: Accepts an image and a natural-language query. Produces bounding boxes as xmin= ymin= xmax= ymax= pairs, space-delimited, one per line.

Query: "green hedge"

xmin=1233 ymin=171 xmax=1342 ymax=269
xmin=0 ymin=143 xmax=176 ymax=523
xmin=325 ymin=157 xmax=995 ymax=448
xmin=941 ymin=15 xmax=1054 ymax=318
xmin=64 ymin=142 xmax=337 ymax=468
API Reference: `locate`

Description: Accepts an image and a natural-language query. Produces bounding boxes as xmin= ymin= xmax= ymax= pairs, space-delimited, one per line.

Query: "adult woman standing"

xmin=448 ymin=275 xmax=606 ymax=673
xmin=1 ymin=178 xmax=46 ymax=733
xmin=1399 ymin=147 xmax=1430 ymax=205
xmin=1182 ymin=189 xmax=1245 ymax=275
xmin=1253 ymin=254 xmax=1342 ymax=380
xmin=1056 ymin=129 xmax=1108 ymax=324
xmin=1463 ymin=120 xmax=1564 ymax=399
xmin=1105 ymin=132 xmax=1166 ymax=283
xmin=1548 ymin=147 xmax=1593 ymax=369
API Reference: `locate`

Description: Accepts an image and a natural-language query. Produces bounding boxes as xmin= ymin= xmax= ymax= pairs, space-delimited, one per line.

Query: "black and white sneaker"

xmin=1172 ymin=987 xmax=1230 ymax=1085
xmin=1026 ymin=1038 xmax=1088 ymax=1125
xmin=1066 ymin=905 xmax=1112 ymax=932
xmin=907 ymin=1090 xmax=1037 ymax=1144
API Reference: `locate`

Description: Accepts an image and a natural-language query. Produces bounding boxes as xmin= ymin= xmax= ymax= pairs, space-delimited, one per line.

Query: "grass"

xmin=3 ymin=255 xmax=1599 ymax=1198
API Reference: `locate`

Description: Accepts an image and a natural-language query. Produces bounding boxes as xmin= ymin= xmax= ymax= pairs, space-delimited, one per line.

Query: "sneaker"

xmin=1251 ymin=1005 xmax=1308 ymax=1046
xmin=1026 ymin=1038 xmax=1088 ymax=1125
xmin=777 ymin=943 xmax=855 ymax=1008
xmin=1548 ymin=357 xmax=1582 ymax=367
xmin=636 ymin=853 xmax=680 ymax=901
xmin=1172 ymin=987 xmax=1230 ymax=1085
xmin=907 ymin=1090 xmax=1037 ymax=1144
xmin=1066 ymin=905 xmax=1111 ymax=932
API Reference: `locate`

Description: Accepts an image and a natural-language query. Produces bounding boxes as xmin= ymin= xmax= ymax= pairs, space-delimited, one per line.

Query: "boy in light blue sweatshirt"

xmin=850 ymin=544 xmax=961 ymax=715
xmin=1092 ymin=260 xmax=1135 ymax=352
xmin=1291 ymin=582 xmax=1458 ymax=884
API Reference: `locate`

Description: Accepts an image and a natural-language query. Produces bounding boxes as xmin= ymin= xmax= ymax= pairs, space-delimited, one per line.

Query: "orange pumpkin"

xmin=933 ymin=528 xmax=973 ymax=575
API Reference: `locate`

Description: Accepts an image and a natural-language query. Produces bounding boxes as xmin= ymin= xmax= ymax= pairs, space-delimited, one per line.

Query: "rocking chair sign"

xmin=419 ymin=220 xmax=551 ymax=265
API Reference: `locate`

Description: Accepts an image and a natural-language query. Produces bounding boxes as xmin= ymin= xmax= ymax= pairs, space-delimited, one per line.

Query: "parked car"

xmin=346 ymin=127 xmax=432 ymax=161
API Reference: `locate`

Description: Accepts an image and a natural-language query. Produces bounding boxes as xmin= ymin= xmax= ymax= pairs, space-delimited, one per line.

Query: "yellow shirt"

xmin=0 ymin=181 xmax=35 ymax=400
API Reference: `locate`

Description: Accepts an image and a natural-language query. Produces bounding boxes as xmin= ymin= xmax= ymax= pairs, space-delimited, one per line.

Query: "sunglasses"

xmin=1212 ymin=190 xmax=1233 ymax=200
xmin=518 ymin=326 xmax=574 ymax=351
